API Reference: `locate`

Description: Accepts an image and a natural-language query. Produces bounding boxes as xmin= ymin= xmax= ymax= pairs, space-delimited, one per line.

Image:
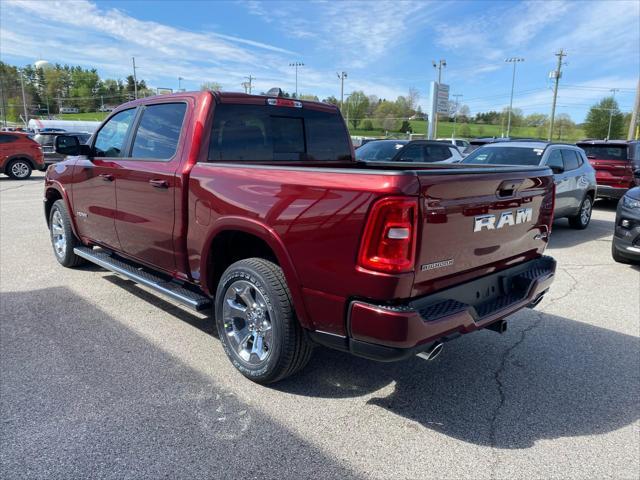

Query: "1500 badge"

xmin=474 ymin=208 xmax=532 ymax=232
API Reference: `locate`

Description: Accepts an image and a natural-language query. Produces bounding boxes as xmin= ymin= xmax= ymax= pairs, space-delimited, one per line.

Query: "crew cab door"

xmin=72 ymin=108 xmax=137 ymax=250
xmin=113 ymin=102 xmax=188 ymax=273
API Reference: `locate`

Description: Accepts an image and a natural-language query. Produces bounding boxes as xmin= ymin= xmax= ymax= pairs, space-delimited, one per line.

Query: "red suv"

xmin=577 ymin=140 xmax=640 ymax=200
xmin=0 ymin=132 xmax=46 ymax=179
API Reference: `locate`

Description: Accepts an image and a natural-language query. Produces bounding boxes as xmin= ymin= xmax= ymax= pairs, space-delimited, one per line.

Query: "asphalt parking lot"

xmin=1 ymin=172 xmax=639 ymax=479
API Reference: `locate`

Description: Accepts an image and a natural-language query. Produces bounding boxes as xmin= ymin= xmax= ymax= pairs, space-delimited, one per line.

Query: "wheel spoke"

xmin=51 ymin=224 xmax=64 ymax=235
xmin=237 ymin=284 xmax=255 ymax=308
xmin=225 ymin=298 xmax=247 ymax=319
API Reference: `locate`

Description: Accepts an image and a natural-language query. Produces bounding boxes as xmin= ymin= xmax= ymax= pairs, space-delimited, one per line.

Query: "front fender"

xmin=200 ymin=216 xmax=312 ymax=329
xmin=44 ymin=175 xmax=81 ymax=241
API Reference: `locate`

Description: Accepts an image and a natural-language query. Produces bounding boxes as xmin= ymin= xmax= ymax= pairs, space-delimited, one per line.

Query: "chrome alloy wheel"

xmin=51 ymin=209 xmax=66 ymax=258
xmin=580 ymin=197 xmax=592 ymax=225
xmin=222 ymin=280 xmax=273 ymax=365
xmin=11 ymin=160 xmax=30 ymax=178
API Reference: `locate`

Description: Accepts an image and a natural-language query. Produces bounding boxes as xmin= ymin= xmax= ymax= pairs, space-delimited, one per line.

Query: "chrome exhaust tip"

xmin=486 ymin=320 xmax=508 ymax=334
xmin=417 ymin=341 xmax=444 ymax=361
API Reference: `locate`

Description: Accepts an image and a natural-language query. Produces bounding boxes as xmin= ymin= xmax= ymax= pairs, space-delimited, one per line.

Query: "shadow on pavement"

xmin=593 ymin=198 xmax=619 ymax=212
xmin=276 ymin=311 xmax=639 ymax=450
xmin=0 ymin=288 xmax=358 ymax=479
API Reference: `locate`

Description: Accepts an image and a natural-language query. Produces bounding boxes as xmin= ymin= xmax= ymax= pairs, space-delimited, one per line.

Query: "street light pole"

xmin=132 ymin=57 xmax=138 ymax=100
xmin=178 ymin=76 xmax=183 ymax=91
xmin=505 ymin=57 xmax=524 ymax=138
xmin=607 ymin=88 xmax=620 ymax=140
xmin=337 ymin=71 xmax=347 ymax=112
xmin=452 ymin=93 xmax=462 ymax=137
xmin=289 ymin=62 xmax=304 ymax=98
xmin=19 ymin=68 xmax=28 ymax=127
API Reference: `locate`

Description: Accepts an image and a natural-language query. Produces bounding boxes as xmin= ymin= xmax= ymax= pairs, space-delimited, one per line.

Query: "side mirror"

xmin=586 ymin=154 xmax=596 ymax=159
xmin=549 ymin=165 xmax=564 ymax=174
xmin=55 ymin=135 xmax=91 ymax=156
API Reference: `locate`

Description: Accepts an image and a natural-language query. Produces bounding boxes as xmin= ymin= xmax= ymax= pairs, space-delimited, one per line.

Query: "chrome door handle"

xmin=98 ymin=173 xmax=114 ymax=182
xmin=149 ymin=179 xmax=169 ymax=189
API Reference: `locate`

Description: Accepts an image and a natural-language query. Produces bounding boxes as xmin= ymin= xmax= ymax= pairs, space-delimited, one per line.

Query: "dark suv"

xmin=33 ymin=131 xmax=91 ymax=165
xmin=576 ymin=141 xmax=640 ymax=200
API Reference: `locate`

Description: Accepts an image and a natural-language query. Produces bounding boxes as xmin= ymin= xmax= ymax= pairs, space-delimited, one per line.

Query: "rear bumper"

xmin=310 ymin=256 xmax=556 ymax=361
xmin=597 ymin=185 xmax=629 ymax=200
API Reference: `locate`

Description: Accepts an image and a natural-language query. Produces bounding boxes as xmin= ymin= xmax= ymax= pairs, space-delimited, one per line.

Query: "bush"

xmin=459 ymin=123 xmax=471 ymax=137
xmin=360 ymin=119 xmax=374 ymax=131
xmin=400 ymin=120 xmax=412 ymax=133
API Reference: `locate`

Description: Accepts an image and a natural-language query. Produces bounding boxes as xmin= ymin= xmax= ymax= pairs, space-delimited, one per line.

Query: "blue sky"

xmin=1 ymin=0 xmax=638 ymax=121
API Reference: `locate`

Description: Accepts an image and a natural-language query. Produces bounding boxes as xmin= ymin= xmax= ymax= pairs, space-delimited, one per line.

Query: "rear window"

xmin=462 ymin=146 xmax=543 ymax=166
xmin=577 ymin=144 xmax=628 ymax=161
xmin=208 ymin=104 xmax=351 ymax=162
xmin=355 ymin=141 xmax=407 ymax=161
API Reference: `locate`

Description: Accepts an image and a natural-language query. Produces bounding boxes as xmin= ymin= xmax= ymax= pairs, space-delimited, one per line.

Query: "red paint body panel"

xmin=1 ymin=132 xmax=45 ymax=172
xmin=45 ymin=90 xmax=556 ymax=351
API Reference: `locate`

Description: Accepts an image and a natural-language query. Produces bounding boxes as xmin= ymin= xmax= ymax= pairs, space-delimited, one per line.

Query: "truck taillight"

xmin=358 ymin=197 xmax=418 ymax=274
xmin=267 ymin=98 xmax=302 ymax=108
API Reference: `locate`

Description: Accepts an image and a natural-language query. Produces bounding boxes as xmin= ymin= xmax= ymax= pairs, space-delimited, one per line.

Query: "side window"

xmin=424 ymin=144 xmax=452 ymax=161
xmin=397 ymin=144 xmax=424 ymax=162
xmin=546 ymin=150 xmax=564 ymax=170
xmin=561 ymin=149 xmax=580 ymax=171
xmin=94 ymin=109 xmax=136 ymax=158
xmin=0 ymin=134 xmax=17 ymax=144
xmin=131 ymin=103 xmax=187 ymax=160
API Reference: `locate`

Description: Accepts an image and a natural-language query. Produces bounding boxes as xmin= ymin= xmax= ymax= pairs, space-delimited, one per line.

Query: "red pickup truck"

xmin=45 ymin=91 xmax=556 ymax=383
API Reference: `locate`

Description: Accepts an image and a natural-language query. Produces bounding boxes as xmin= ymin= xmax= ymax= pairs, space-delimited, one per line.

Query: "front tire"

xmin=6 ymin=158 xmax=32 ymax=179
xmin=568 ymin=195 xmax=592 ymax=229
xmin=215 ymin=258 xmax=313 ymax=384
xmin=49 ymin=200 xmax=86 ymax=267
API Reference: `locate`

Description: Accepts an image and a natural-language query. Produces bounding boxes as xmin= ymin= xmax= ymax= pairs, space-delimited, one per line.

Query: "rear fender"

xmin=200 ymin=216 xmax=312 ymax=329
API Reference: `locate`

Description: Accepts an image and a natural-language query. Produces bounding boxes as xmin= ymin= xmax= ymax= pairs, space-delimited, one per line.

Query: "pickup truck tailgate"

xmin=412 ymin=167 xmax=554 ymax=297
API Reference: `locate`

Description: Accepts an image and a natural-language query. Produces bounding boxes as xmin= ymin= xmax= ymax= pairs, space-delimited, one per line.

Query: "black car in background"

xmin=612 ymin=186 xmax=640 ymax=265
xmin=33 ymin=131 xmax=91 ymax=165
xmin=355 ymin=139 xmax=463 ymax=163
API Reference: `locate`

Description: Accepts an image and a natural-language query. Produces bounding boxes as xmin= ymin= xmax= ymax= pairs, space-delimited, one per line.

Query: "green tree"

xmin=201 ymin=81 xmax=222 ymax=92
xmin=374 ymin=100 xmax=401 ymax=131
xmin=360 ymin=119 xmax=374 ymax=131
xmin=459 ymin=123 xmax=471 ymax=137
xmin=299 ymin=94 xmax=319 ymax=101
xmin=344 ymin=91 xmax=369 ymax=129
xmin=322 ymin=95 xmax=339 ymax=105
xmin=585 ymin=97 xmax=624 ymax=139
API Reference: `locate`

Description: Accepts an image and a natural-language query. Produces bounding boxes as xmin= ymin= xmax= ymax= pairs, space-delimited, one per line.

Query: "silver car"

xmin=462 ymin=141 xmax=597 ymax=229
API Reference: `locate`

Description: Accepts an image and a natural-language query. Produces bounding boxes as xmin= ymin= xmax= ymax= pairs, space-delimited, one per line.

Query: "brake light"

xmin=358 ymin=197 xmax=418 ymax=273
xmin=267 ymin=98 xmax=302 ymax=108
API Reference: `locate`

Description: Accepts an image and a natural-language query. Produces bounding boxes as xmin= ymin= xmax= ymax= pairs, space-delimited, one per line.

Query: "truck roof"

xmin=117 ymin=90 xmax=339 ymax=113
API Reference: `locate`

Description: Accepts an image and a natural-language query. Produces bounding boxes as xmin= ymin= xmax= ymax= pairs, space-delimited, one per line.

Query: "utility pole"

xmin=0 ymin=73 xmax=7 ymax=127
xmin=606 ymin=88 xmax=620 ymax=140
xmin=505 ymin=57 xmax=524 ymax=137
xmin=132 ymin=57 xmax=138 ymax=100
xmin=19 ymin=68 xmax=28 ymax=127
xmin=629 ymin=79 xmax=640 ymax=140
xmin=452 ymin=93 xmax=462 ymax=137
xmin=245 ymin=75 xmax=254 ymax=94
xmin=289 ymin=62 xmax=304 ymax=98
xmin=178 ymin=76 xmax=183 ymax=91
xmin=548 ymin=49 xmax=566 ymax=141
xmin=337 ymin=71 xmax=347 ymax=111
xmin=432 ymin=59 xmax=446 ymax=137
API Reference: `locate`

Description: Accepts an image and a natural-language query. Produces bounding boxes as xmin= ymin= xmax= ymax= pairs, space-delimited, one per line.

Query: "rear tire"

xmin=568 ymin=195 xmax=592 ymax=229
xmin=49 ymin=200 xmax=86 ymax=267
xmin=6 ymin=158 xmax=32 ymax=179
xmin=215 ymin=258 xmax=313 ymax=384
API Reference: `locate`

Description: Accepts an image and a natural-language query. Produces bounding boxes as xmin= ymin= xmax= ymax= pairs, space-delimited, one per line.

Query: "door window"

xmin=397 ymin=144 xmax=424 ymax=162
xmin=94 ymin=109 xmax=136 ymax=158
xmin=546 ymin=150 xmax=564 ymax=171
xmin=424 ymin=144 xmax=453 ymax=161
xmin=131 ymin=103 xmax=187 ymax=160
xmin=561 ymin=149 xmax=580 ymax=171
